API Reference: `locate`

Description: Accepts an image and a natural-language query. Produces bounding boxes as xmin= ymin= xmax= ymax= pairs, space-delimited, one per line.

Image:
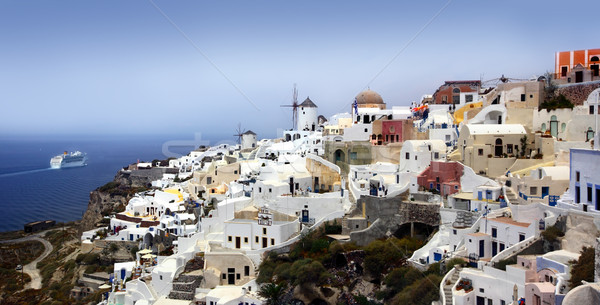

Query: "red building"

xmin=417 ymin=161 xmax=463 ymax=197
xmin=382 ymin=120 xmax=403 ymax=144
xmin=431 ymin=80 xmax=480 ymax=105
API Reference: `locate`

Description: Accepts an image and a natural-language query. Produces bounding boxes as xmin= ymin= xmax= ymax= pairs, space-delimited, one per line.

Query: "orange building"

xmin=555 ymin=48 xmax=600 ymax=83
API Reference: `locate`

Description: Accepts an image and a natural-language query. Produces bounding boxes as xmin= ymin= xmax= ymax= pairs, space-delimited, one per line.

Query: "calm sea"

xmin=0 ymin=134 xmax=224 ymax=232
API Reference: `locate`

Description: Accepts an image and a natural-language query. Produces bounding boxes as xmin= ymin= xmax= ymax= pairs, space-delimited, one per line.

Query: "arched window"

xmin=561 ymin=123 xmax=566 ymax=133
xmin=452 ymin=88 xmax=461 ymax=93
xmin=591 ymin=56 xmax=600 ymax=62
xmin=541 ymin=123 xmax=547 ymax=132
xmin=550 ymin=115 xmax=557 ymax=121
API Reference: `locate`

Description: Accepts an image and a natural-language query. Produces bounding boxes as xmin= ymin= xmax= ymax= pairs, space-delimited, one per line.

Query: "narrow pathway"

xmin=1 ymin=232 xmax=55 ymax=290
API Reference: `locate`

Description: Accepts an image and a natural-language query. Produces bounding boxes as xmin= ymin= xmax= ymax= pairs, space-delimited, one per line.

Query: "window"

xmin=350 ymin=152 xmax=357 ymax=160
xmin=244 ymin=266 xmax=250 ymax=276
xmin=521 ymin=94 xmax=526 ymax=101
xmin=452 ymin=95 xmax=460 ymax=104
xmin=492 ymin=227 xmax=497 ymax=238
xmin=263 ymin=228 xmax=267 ymax=235
xmin=269 ymin=188 xmax=272 ymax=193
xmin=406 ymin=152 xmax=410 ymax=159
xmin=576 ymin=171 xmax=580 ymax=182
xmin=588 ymin=185 xmax=593 ymax=202
xmin=561 ymin=66 xmax=568 ymax=77
xmin=453 ymin=229 xmax=457 ymax=235
xmin=488 ymin=300 xmax=493 ymax=305
xmin=255 ymin=236 xmax=259 ymax=243
xmin=507 ymin=144 xmax=513 ymax=154
xmin=478 ymin=149 xmax=484 ymax=156
xmin=228 ymin=236 xmax=232 ymax=242
xmin=414 ymin=155 xmax=417 ymax=160
xmin=465 ymin=95 xmax=473 ymax=103
xmin=519 ymin=233 xmax=525 ymax=242
xmin=244 ymin=237 xmax=248 ymax=243
xmin=530 ymin=187 xmax=537 ymax=195
xmin=222 ymin=274 xmax=226 ymax=279
xmin=236 ymin=274 xmax=240 ymax=280
xmin=442 ymin=95 xmax=448 ymax=103
xmin=434 ymin=152 xmax=439 ymax=159
xmin=591 ymin=106 xmax=595 ymax=115
xmin=258 ymin=187 xmax=262 ymax=193
xmin=453 ymin=88 xmax=461 ymax=94
xmin=271 ymin=238 xmax=275 ymax=245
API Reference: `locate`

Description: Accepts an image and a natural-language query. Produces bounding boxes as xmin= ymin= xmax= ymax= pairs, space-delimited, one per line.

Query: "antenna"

xmin=280 ymin=84 xmax=299 ymax=130
xmin=233 ymin=123 xmax=245 ymax=144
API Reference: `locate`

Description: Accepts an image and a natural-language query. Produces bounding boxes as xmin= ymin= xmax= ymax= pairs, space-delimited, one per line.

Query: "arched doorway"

xmin=334 ymin=149 xmax=345 ymax=163
xmin=495 ymin=138 xmax=503 ymax=157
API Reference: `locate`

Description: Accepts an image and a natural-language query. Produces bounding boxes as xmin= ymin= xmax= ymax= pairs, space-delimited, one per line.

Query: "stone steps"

xmin=168 ymin=273 xmax=202 ymax=301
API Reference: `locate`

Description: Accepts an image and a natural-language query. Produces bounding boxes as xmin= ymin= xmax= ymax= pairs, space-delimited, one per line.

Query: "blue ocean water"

xmin=0 ymin=134 xmax=218 ymax=232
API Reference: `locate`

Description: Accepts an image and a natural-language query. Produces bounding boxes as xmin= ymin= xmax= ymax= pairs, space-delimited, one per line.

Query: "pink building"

xmin=417 ymin=161 xmax=463 ymax=196
xmin=381 ymin=120 xmax=404 ymax=144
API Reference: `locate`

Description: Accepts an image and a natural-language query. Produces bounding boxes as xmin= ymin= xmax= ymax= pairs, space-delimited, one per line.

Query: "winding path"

xmin=1 ymin=232 xmax=54 ymax=290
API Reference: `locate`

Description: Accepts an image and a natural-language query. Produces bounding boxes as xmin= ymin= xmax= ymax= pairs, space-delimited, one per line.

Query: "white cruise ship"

xmin=50 ymin=151 xmax=87 ymax=169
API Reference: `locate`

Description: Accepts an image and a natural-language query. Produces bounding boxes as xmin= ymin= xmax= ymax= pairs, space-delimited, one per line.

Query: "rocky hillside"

xmin=78 ymin=166 xmax=154 ymax=233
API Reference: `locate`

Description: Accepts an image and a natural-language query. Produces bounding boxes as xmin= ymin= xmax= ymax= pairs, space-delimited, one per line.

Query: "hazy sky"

xmin=0 ymin=0 xmax=596 ymax=140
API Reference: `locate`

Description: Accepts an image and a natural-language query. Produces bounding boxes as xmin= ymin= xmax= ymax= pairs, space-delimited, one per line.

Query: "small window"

xmin=453 ymin=229 xmax=457 ymax=235
xmin=405 ymin=152 xmax=410 ymax=159
xmin=507 ymin=144 xmax=513 ymax=154
xmin=263 ymin=228 xmax=267 ymax=235
xmin=269 ymin=188 xmax=272 ymax=193
xmin=236 ymin=273 xmax=240 ymax=280
xmin=350 ymin=152 xmax=358 ymax=160
xmin=271 ymin=238 xmax=275 ymax=245
xmin=244 ymin=266 xmax=250 ymax=276
xmin=520 ymin=94 xmax=526 ymax=101
xmin=434 ymin=152 xmax=439 ymax=159
xmin=244 ymin=237 xmax=248 ymax=243
xmin=364 ymin=128 xmax=368 ymax=132
xmin=588 ymin=185 xmax=592 ymax=202
xmin=590 ymin=106 xmax=595 ymax=115
xmin=519 ymin=233 xmax=525 ymax=242
xmin=222 ymin=274 xmax=226 ymax=279
xmin=255 ymin=236 xmax=259 ymax=243
xmin=228 ymin=236 xmax=232 ymax=242
xmin=576 ymin=171 xmax=580 ymax=182
xmin=478 ymin=149 xmax=484 ymax=156
xmin=414 ymin=155 xmax=417 ymax=160
xmin=492 ymin=227 xmax=497 ymax=238
xmin=465 ymin=95 xmax=473 ymax=103
xmin=258 ymin=187 xmax=262 ymax=193
xmin=530 ymin=187 xmax=537 ymax=195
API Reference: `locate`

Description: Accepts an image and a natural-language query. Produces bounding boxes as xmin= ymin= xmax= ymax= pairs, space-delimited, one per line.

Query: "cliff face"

xmin=78 ymin=190 xmax=130 ymax=233
xmin=78 ymin=168 xmax=160 ymax=233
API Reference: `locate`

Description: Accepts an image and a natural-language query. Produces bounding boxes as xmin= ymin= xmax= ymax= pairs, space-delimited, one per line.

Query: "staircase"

xmin=505 ymin=187 xmax=519 ymax=205
xmin=168 ymin=273 xmax=203 ymax=301
xmin=443 ymin=267 xmax=461 ymax=305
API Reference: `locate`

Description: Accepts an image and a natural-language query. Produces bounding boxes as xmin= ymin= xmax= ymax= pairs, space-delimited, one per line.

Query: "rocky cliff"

xmin=78 ymin=167 xmax=161 ymax=233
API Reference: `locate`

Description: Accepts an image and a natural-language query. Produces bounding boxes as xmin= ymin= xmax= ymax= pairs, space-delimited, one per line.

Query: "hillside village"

xmin=72 ymin=48 xmax=600 ymax=305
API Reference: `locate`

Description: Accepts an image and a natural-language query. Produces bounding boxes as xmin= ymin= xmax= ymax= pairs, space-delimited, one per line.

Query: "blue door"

xmin=434 ymin=252 xmax=442 ymax=262
xmin=542 ymin=187 xmax=549 ymax=198
xmin=129 ymin=234 xmax=133 ymax=241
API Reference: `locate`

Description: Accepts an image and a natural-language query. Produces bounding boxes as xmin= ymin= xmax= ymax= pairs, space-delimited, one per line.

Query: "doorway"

xmin=262 ymin=237 xmax=268 ymax=248
xmin=495 ymin=138 xmax=503 ymax=157
xmin=227 ymin=268 xmax=235 ymax=285
xmin=575 ymin=71 xmax=583 ymax=83
xmin=235 ymin=237 xmax=241 ymax=249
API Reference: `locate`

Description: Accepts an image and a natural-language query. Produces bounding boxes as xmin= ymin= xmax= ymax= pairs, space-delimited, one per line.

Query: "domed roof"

xmin=355 ymin=89 xmax=384 ymax=105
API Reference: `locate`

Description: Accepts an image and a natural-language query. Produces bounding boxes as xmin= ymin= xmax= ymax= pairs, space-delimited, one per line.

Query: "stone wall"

xmin=594 ymin=238 xmax=600 ymax=283
xmin=348 ymin=195 xmax=440 ymax=246
xmin=555 ymin=82 xmax=600 ymax=106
